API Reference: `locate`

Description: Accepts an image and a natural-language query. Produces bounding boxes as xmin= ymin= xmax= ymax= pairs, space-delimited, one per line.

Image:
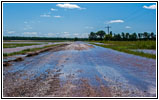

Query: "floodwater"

xmin=3 ymin=42 xmax=72 ymax=54
xmin=131 ymin=49 xmax=156 ymax=55
xmin=3 ymin=42 xmax=156 ymax=97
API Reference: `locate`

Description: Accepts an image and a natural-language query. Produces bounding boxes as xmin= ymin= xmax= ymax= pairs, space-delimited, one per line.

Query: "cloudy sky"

xmin=3 ymin=3 xmax=156 ymax=38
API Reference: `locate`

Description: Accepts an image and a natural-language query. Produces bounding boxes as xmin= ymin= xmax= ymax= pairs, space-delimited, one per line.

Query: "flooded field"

xmin=131 ymin=49 xmax=156 ymax=55
xmin=3 ymin=42 xmax=72 ymax=54
xmin=3 ymin=42 xmax=156 ymax=97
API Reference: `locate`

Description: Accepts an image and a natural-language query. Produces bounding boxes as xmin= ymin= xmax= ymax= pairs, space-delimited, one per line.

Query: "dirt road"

xmin=3 ymin=42 xmax=156 ymax=97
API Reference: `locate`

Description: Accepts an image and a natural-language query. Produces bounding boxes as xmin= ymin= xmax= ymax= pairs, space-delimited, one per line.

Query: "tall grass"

xmin=99 ymin=40 xmax=156 ymax=49
xmin=91 ymin=40 xmax=156 ymax=59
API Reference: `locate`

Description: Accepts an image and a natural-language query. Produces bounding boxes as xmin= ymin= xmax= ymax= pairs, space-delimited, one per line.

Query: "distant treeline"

xmin=3 ymin=36 xmax=88 ymax=41
xmin=89 ymin=30 xmax=156 ymax=41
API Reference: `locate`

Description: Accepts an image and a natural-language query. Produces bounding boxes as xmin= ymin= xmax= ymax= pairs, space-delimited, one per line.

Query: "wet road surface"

xmin=3 ymin=42 xmax=156 ymax=97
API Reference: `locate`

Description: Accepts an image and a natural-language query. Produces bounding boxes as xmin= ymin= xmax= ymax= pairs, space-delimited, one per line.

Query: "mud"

xmin=64 ymin=42 xmax=94 ymax=50
xmin=3 ymin=42 xmax=156 ymax=97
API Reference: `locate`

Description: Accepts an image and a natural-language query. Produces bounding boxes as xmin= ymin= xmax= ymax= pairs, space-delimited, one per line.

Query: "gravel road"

xmin=3 ymin=42 xmax=156 ymax=97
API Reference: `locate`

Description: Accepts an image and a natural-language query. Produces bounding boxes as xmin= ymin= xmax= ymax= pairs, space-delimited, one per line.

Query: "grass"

xmin=3 ymin=44 xmax=61 ymax=57
xmin=3 ymin=43 xmax=41 ymax=48
xmin=90 ymin=40 xmax=156 ymax=59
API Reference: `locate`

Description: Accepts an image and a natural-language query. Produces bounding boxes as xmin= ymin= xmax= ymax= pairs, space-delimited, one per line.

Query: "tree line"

xmin=3 ymin=36 xmax=88 ymax=41
xmin=89 ymin=30 xmax=156 ymax=41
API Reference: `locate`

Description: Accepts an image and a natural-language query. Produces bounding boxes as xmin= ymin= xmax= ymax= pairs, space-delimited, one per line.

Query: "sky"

xmin=3 ymin=3 xmax=156 ymax=38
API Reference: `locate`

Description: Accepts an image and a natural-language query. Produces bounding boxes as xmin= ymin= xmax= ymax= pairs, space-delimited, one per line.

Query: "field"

xmin=3 ymin=44 xmax=61 ymax=57
xmin=3 ymin=43 xmax=41 ymax=48
xmin=91 ymin=41 xmax=156 ymax=59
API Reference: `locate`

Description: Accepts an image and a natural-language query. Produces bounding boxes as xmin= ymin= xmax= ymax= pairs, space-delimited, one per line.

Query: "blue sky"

xmin=3 ymin=3 xmax=156 ymax=38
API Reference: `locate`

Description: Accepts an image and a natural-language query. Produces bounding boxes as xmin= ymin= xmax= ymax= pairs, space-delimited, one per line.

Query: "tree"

xmin=143 ymin=32 xmax=149 ymax=40
xmin=113 ymin=33 xmax=121 ymax=41
xmin=132 ymin=33 xmax=137 ymax=40
xmin=74 ymin=37 xmax=78 ymax=41
xmin=138 ymin=33 xmax=142 ymax=40
xmin=121 ymin=32 xmax=126 ymax=40
xmin=125 ymin=33 xmax=129 ymax=40
xmin=110 ymin=31 xmax=113 ymax=36
xmin=89 ymin=32 xmax=97 ymax=40
xmin=104 ymin=34 xmax=112 ymax=41
xmin=150 ymin=32 xmax=155 ymax=40
xmin=96 ymin=30 xmax=106 ymax=40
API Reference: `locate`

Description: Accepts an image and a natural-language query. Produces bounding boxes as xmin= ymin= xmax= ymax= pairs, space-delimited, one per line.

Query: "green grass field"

xmin=90 ymin=40 xmax=156 ymax=59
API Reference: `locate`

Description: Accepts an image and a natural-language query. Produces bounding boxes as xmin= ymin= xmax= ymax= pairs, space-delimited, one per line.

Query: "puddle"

xmin=131 ymin=49 xmax=156 ymax=55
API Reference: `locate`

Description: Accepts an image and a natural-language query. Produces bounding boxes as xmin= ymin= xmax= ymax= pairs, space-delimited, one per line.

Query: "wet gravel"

xmin=3 ymin=42 xmax=156 ymax=97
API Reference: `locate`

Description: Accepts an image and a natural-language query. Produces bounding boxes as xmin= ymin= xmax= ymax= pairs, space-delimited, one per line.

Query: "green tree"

xmin=89 ymin=32 xmax=97 ymax=40
xmin=104 ymin=34 xmax=112 ymax=41
xmin=150 ymin=32 xmax=155 ymax=40
xmin=74 ymin=37 xmax=78 ymax=41
xmin=125 ymin=33 xmax=129 ymax=40
xmin=121 ymin=32 xmax=126 ymax=40
xmin=96 ymin=30 xmax=106 ymax=40
xmin=138 ymin=33 xmax=142 ymax=40
xmin=143 ymin=32 xmax=149 ymax=40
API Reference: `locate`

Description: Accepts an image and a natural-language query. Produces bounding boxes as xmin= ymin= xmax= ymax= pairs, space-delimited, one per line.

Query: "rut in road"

xmin=3 ymin=42 xmax=156 ymax=97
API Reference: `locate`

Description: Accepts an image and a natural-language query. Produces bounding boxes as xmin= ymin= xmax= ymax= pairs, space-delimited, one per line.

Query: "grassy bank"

xmin=3 ymin=43 xmax=41 ymax=48
xmin=3 ymin=44 xmax=61 ymax=57
xmin=90 ymin=41 xmax=156 ymax=59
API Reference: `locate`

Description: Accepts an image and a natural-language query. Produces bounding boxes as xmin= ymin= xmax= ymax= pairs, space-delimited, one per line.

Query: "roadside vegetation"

xmin=88 ymin=30 xmax=156 ymax=41
xmin=3 ymin=43 xmax=41 ymax=48
xmin=3 ymin=36 xmax=88 ymax=41
xmin=88 ymin=30 xmax=156 ymax=59
xmin=91 ymin=41 xmax=156 ymax=59
xmin=3 ymin=44 xmax=60 ymax=57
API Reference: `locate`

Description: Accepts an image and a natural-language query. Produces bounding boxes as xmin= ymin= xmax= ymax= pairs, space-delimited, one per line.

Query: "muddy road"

xmin=3 ymin=42 xmax=156 ymax=97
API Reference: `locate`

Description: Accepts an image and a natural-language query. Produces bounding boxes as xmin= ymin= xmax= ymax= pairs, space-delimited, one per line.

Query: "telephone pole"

xmin=105 ymin=26 xmax=111 ymax=34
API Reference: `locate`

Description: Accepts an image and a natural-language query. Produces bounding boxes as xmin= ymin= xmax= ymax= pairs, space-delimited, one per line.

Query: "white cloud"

xmin=7 ymin=31 xmax=15 ymax=34
xmin=51 ymin=8 xmax=58 ymax=11
xmin=143 ymin=4 xmax=156 ymax=9
xmin=40 ymin=14 xmax=51 ymax=17
xmin=125 ymin=26 xmax=131 ymax=29
xmin=63 ymin=33 xmax=70 ymax=37
xmin=63 ymin=32 xmax=69 ymax=34
xmin=23 ymin=32 xmax=37 ymax=35
xmin=107 ymin=20 xmax=124 ymax=24
xmin=47 ymin=33 xmax=57 ymax=37
xmin=85 ymin=26 xmax=93 ymax=29
xmin=74 ymin=33 xmax=79 ymax=36
xmin=81 ymin=33 xmax=89 ymax=38
xmin=24 ymin=25 xmax=32 ymax=30
xmin=56 ymin=3 xmax=85 ymax=10
xmin=54 ymin=15 xmax=61 ymax=18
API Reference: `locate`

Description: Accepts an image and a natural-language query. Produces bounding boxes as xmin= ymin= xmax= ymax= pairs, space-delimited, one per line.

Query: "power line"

xmin=105 ymin=26 xmax=111 ymax=34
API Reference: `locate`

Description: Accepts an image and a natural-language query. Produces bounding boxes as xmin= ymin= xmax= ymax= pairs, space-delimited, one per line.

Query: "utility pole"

xmin=105 ymin=26 xmax=111 ymax=34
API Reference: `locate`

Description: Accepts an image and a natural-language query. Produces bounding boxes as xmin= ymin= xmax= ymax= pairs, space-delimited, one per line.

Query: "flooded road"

xmin=3 ymin=42 xmax=156 ymax=97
